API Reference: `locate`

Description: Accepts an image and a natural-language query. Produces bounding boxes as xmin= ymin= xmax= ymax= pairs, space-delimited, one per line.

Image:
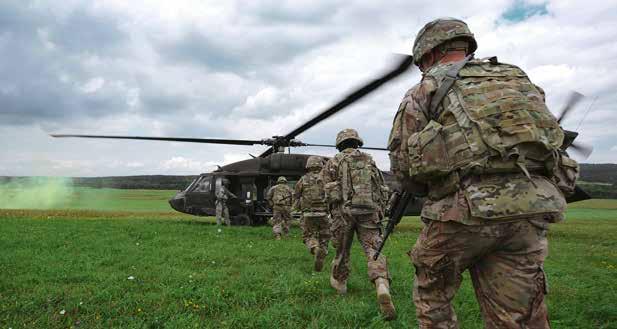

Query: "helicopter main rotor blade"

xmin=305 ymin=143 xmax=388 ymax=151
xmin=51 ymin=134 xmax=263 ymax=146
xmin=259 ymin=54 xmax=414 ymax=157
xmin=569 ymin=142 xmax=593 ymax=159
xmin=557 ymin=91 xmax=585 ymax=124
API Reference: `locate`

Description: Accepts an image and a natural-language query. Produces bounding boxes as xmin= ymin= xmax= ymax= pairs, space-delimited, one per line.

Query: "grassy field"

xmin=1 ymin=189 xmax=616 ymax=328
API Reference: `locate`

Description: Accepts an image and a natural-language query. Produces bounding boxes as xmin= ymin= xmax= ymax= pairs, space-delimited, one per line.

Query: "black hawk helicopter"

xmin=52 ymin=55 xmax=591 ymax=225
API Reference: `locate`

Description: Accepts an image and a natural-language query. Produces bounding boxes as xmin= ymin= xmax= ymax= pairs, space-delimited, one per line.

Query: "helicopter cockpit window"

xmin=192 ymin=176 xmax=212 ymax=192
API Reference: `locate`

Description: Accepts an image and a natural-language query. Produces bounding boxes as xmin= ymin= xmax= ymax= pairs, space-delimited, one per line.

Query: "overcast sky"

xmin=1 ymin=0 xmax=616 ymax=177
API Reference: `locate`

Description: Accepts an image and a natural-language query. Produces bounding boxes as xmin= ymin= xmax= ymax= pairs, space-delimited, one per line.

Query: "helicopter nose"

xmin=169 ymin=193 xmax=186 ymax=213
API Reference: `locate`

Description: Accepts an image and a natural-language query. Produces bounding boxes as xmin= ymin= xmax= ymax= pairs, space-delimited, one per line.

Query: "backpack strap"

xmin=426 ymin=54 xmax=474 ymax=120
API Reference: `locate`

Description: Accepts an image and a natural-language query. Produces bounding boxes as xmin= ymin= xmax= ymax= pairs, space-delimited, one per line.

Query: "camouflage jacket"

xmin=388 ymin=60 xmax=565 ymax=225
xmin=267 ymin=183 xmax=293 ymax=207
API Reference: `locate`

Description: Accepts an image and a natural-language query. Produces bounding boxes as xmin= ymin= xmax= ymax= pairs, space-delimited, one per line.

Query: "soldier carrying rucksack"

xmin=267 ymin=176 xmax=293 ymax=240
xmin=323 ymin=128 xmax=395 ymax=321
xmin=388 ymin=17 xmax=578 ymax=328
xmin=294 ymin=156 xmax=331 ymax=272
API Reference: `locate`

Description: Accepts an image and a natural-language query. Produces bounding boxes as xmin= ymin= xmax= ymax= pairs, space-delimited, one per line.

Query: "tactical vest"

xmin=338 ymin=150 xmax=381 ymax=212
xmin=301 ymin=172 xmax=327 ymax=211
xmin=408 ymin=57 xmax=566 ymax=198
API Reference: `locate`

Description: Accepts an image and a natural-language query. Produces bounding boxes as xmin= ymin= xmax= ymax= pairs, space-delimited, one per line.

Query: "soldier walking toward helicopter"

xmin=323 ymin=128 xmax=396 ymax=321
xmin=388 ymin=18 xmax=579 ymax=328
xmin=267 ymin=176 xmax=293 ymax=240
xmin=294 ymin=156 xmax=331 ymax=272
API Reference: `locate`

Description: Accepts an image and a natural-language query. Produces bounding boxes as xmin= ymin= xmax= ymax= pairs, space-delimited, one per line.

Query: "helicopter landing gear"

xmin=230 ymin=214 xmax=251 ymax=226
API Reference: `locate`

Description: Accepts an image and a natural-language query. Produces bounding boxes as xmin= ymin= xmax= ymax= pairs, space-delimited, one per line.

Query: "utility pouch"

xmin=552 ymin=152 xmax=579 ymax=196
xmin=324 ymin=181 xmax=342 ymax=204
xmin=427 ymin=171 xmax=460 ymax=200
xmin=408 ymin=120 xmax=451 ymax=180
xmin=464 ymin=174 xmax=565 ymax=220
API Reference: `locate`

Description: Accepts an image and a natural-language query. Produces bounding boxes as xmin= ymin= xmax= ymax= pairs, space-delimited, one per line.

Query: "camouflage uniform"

xmin=294 ymin=156 xmax=331 ymax=271
xmin=215 ymin=182 xmax=236 ymax=226
xmin=267 ymin=176 xmax=293 ymax=239
xmin=324 ymin=129 xmax=396 ymax=320
xmin=388 ymin=18 xmax=576 ymax=329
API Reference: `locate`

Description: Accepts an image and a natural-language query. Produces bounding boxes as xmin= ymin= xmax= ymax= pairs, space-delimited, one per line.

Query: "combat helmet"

xmin=412 ymin=18 xmax=477 ymax=65
xmin=305 ymin=156 xmax=324 ymax=170
xmin=277 ymin=176 xmax=287 ymax=184
xmin=335 ymin=128 xmax=364 ymax=149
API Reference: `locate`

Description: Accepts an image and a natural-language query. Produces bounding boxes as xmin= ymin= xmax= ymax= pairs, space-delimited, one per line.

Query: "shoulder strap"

xmin=426 ymin=54 xmax=474 ymax=120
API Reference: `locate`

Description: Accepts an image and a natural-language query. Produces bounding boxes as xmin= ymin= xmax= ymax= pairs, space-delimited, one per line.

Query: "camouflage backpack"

xmin=301 ymin=172 xmax=326 ymax=210
xmin=407 ymin=57 xmax=572 ymax=198
xmin=338 ymin=150 xmax=381 ymax=212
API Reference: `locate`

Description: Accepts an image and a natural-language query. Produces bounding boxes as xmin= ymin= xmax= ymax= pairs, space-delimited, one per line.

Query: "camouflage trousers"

xmin=303 ymin=214 xmax=331 ymax=253
xmin=331 ymin=209 xmax=389 ymax=283
xmin=410 ymin=218 xmax=551 ymax=329
xmin=271 ymin=205 xmax=291 ymax=237
xmin=215 ymin=202 xmax=230 ymax=226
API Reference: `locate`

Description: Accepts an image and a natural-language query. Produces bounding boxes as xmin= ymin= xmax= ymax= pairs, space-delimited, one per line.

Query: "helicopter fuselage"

xmin=168 ymin=152 xmax=421 ymax=225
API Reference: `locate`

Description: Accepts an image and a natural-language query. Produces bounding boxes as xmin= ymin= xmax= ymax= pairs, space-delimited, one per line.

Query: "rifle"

xmin=373 ymin=190 xmax=413 ymax=261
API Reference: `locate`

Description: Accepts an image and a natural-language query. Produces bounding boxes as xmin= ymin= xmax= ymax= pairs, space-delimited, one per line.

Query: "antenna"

xmin=576 ymin=96 xmax=598 ymax=131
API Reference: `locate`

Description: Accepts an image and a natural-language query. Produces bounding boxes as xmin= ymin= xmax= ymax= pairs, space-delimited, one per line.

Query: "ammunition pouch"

xmin=324 ymin=181 xmax=342 ymax=204
xmin=408 ymin=120 xmax=453 ymax=180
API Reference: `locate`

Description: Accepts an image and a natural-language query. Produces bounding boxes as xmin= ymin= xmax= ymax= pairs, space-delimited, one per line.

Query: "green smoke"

xmin=0 ymin=177 xmax=74 ymax=209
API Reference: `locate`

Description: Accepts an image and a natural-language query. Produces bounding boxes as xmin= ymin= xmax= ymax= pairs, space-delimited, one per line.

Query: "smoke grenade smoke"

xmin=0 ymin=177 xmax=74 ymax=209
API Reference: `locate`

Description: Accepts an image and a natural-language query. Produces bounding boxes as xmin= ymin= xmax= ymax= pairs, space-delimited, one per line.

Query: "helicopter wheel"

xmin=231 ymin=214 xmax=251 ymax=226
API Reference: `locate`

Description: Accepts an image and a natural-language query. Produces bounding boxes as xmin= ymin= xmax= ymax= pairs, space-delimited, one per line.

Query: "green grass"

xmin=1 ymin=190 xmax=616 ymax=328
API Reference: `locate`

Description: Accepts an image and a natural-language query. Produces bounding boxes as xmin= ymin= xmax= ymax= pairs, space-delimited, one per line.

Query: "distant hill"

xmin=2 ymin=163 xmax=616 ymax=198
xmin=579 ymin=163 xmax=617 ymax=184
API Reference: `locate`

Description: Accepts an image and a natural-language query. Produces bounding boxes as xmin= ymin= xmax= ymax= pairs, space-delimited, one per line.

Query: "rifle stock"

xmin=373 ymin=190 xmax=413 ymax=261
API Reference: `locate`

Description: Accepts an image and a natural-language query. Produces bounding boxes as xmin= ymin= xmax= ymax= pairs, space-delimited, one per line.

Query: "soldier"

xmin=294 ymin=156 xmax=331 ymax=272
xmin=215 ymin=178 xmax=236 ymax=226
xmin=388 ymin=18 xmax=578 ymax=328
xmin=323 ymin=128 xmax=396 ymax=321
xmin=266 ymin=176 xmax=293 ymax=240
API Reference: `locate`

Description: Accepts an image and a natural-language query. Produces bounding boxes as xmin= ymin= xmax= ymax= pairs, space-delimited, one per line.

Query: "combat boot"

xmin=375 ymin=278 xmax=396 ymax=321
xmin=330 ymin=274 xmax=347 ymax=295
xmin=314 ymin=247 xmax=326 ymax=272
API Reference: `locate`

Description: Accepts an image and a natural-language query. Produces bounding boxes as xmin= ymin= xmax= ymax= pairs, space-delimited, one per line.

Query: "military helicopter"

xmin=51 ymin=55 xmax=591 ymax=225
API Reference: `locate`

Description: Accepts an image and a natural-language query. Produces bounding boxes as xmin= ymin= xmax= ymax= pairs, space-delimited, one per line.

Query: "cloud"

xmin=1 ymin=0 xmax=617 ymax=177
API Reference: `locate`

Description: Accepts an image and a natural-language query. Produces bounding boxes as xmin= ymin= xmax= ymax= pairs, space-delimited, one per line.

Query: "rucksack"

xmin=302 ymin=172 xmax=326 ymax=209
xmin=338 ymin=150 xmax=381 ymax=211
xmin=407 ymin=57 xmax=573 ymax=198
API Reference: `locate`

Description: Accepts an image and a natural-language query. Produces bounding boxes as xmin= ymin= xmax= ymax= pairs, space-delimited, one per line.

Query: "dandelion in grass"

xmin=59 ymin=309 xmax=66 ymax=315
xmin=217 ymin=229 xmax=222 ymax=233
xmin=128 ymin=276 xmax=135 ymax=280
